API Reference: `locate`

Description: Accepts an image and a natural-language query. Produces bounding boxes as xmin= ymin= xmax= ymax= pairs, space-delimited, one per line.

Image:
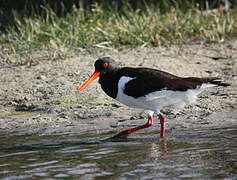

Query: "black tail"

xmin=206 ymin=78 xmax=230 ymax=87
xmin=184 ymin=77 xmax=230 ymax=87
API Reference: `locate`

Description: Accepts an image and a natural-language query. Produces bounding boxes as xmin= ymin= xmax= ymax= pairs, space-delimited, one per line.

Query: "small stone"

xmin=130 ymin=116 xmax=137 ymax=120
xmin=118 ymin=119 xmax=126 ymax=122
xmin=36 ymin=75 xmax=47 ymax=80
xmin=111 ymin=103 xmax=121 ymax=108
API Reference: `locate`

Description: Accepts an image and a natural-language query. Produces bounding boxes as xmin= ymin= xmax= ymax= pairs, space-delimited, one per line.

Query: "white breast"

xmin=116 ymin=76 xmax=139 ymax=107
xmin=115 ymin=76 xmax=210 ymax=113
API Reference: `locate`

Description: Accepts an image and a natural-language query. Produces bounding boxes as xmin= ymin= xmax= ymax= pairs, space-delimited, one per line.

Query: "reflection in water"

xmin=0 ymin=126 xmax=236 ymax=179
xmin=146 ymin=139 xmax=168 ymax=161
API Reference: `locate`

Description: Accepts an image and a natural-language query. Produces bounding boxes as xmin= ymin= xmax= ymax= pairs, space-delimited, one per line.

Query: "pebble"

xmin=36 ymin=75 xmax=47 ymax=80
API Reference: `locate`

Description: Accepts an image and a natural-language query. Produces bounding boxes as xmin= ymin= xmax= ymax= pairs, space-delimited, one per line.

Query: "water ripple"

xmin=0 ymin=126 xmax=236 ymax=179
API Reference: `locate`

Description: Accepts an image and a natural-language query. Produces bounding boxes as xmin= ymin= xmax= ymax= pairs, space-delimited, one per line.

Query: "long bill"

xmin=77 ymin=71 xmax=100 ymax=92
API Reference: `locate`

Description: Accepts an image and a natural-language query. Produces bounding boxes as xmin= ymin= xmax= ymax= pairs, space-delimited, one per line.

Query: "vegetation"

xmin=0 ymin=1 xmax=237 ymax=64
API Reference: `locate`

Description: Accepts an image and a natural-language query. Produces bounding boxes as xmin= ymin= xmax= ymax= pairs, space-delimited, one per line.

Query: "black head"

xmin=94 ymin=57 xmax=118 ymax=74
xmin=77 ymin=57 xmax=119 ymax=92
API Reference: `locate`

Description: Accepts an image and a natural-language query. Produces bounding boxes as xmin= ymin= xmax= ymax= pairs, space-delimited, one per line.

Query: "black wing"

xmin=119 ymin=67 xmax=223 ymax=98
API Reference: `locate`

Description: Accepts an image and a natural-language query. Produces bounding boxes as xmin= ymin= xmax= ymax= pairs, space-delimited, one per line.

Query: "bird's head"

xmin=94 ymin=57 xmax=117 ymax=74
xmin=77 ymin=57 xmax=117 ymax=92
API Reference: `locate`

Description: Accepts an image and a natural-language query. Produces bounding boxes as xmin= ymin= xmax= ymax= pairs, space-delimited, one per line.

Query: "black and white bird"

xmin=77 ymin=57 xmax=229 ymax=138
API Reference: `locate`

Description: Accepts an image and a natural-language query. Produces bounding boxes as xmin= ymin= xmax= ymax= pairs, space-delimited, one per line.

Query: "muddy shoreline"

xmin=0 ymin=41 xmax=236 ymax=136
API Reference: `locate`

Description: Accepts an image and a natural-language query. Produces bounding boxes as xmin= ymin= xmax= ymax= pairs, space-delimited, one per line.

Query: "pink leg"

xmin=158 ymin=114 xmax=166 ymax=138
xmin=111 ymin=115 xmax=154 ymax=139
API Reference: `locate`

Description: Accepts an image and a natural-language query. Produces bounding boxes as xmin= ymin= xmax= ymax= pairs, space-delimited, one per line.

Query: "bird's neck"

xmin=99 ymin=70 xmax=120 ymax=99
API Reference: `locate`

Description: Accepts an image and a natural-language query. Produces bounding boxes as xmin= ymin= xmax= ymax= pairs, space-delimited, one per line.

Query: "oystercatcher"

xmin=77 ymin=57 xmax=229 ymax=138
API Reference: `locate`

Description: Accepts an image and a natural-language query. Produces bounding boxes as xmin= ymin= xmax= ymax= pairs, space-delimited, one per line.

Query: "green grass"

xmin=0 ymin=4 xmax=237 ymax=64
xmin=0 ymin=111 xmax=29 ymax=117
xmin=55 ymin=97 xmax=117 ymax=106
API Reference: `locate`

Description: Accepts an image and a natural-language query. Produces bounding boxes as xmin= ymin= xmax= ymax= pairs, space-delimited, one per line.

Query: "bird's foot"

xmin=110 ymin=130 xmax=131 ymax=140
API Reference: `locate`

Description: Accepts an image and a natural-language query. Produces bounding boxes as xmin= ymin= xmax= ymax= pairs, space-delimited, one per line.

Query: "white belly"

xmin=115 ymin=76 xmax=204 ymax=113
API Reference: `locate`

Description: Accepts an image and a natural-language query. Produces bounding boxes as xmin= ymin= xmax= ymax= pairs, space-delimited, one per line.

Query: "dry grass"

xmin=0 ymin=4 xmax=237 ymax=64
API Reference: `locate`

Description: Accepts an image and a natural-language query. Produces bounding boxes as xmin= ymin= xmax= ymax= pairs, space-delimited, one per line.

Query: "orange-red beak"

xmin=77 ymin=71 xmax=100 ymax=92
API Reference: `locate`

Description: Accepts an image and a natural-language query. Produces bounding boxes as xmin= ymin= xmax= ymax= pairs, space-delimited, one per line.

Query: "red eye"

xmin=102 ymin=62 xmax=109 ymax=68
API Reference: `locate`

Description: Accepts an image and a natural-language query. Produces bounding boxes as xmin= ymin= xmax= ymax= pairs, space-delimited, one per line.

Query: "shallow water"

xmin=0 ymin=126 xmax=236 ymax=180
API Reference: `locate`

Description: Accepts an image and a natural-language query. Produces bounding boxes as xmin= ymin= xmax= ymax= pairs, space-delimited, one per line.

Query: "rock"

xmin=36 ymin=75 xmax=47 ymax=80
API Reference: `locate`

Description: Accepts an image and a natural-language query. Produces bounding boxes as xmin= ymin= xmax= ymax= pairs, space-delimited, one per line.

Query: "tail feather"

xmin=184 ymin=77 xmax=230 ymax=87
xmin=207 ymin=78 xmax=230 ymax=87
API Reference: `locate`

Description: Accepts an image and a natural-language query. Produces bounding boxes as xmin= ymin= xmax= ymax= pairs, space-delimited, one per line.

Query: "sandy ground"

xmin=0 ymin=41 xmax=236 ymax=136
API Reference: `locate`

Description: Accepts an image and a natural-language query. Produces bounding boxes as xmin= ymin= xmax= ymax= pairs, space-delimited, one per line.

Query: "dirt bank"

xmin=0 ymin=41 xmax=236 ymax=136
